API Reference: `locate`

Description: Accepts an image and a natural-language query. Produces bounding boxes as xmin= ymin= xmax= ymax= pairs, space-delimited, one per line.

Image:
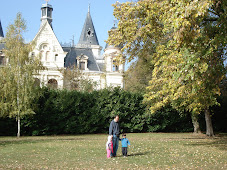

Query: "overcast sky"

xmin=0 ymin=0 xmax=128 ymax=52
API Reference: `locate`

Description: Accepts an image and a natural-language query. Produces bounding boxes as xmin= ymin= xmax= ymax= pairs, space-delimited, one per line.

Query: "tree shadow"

xmin=183 ymin=134 xmax=227 ymax=151
xmin=127 ymin=151 xmax=150 ymax=157
xmin=0 ymin=137 xmax=85 ymax=147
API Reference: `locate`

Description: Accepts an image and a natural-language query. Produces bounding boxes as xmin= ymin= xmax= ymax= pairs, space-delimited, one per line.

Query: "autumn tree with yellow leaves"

xmin=0 ymin=13 xmax=43 ymax=137
xmin=107 ymin=0 xmax=226 ymax=136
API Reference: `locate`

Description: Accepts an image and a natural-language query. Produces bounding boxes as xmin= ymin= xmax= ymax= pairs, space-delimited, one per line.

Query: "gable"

xmin=33 ymin=21 xmax=64 ymax=54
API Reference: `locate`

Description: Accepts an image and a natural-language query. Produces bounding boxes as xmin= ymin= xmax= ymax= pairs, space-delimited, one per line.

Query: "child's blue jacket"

xmin=120 ymin=138 xmax=130 ymax=147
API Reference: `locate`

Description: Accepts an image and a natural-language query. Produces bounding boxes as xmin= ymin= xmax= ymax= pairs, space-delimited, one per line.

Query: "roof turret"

xmin=105 ymin=26 xmax=121 ymax=50
xmin=0 ymin=19 xmax=4 ymax=40
xmin=40 ymin=1 xmax=53 ymax=29
xmin=77 ymin=6 xmax=99 ymax=46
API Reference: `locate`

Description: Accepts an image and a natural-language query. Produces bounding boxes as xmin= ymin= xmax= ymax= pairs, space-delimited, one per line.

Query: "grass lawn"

xmin=0 ymin=133 xmax=226 ymax=169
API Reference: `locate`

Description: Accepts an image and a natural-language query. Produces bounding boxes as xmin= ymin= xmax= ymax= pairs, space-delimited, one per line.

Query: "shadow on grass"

xmin=183 ymin=135 xmax=227 ymax=151
xmin=0 ymin=137 xmax=85 ymax=147
xmin=127 ymin=151 xmax=150 ymax=157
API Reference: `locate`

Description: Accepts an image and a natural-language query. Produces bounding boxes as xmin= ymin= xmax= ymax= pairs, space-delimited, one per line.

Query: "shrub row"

xmin=0 ymin=87 xmax=226 ymax=136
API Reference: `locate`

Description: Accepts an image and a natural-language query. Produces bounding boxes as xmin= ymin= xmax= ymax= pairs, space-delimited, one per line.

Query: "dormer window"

xmin=79 ymin=62 xmax=85 ymax=70
xmin=76 ymin=53 xmax=89 ymax=71
xmin=86 ymin=28 xmax=94 ymax=38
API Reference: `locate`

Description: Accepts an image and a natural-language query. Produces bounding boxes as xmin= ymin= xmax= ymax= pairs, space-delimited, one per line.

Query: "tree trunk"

xmin=205 ymin=108 xmax=214 ymax=137
xmin=17 ymin=115 xmax=20 ymax=138
xmin=191 ymin=113 xmax=201 ymax=134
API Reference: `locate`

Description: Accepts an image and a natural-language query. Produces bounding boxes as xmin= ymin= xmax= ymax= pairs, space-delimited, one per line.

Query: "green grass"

xmin=0 ymin=133 xmax=226 ymax=169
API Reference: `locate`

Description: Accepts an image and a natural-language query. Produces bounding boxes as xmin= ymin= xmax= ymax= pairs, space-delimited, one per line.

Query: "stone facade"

xmin=32 ymin=2 xmax=124 ymax=90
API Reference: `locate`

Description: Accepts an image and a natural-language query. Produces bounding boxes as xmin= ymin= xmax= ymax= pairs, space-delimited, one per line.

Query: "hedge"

xmin=0 ymin=87 xmax=226 ymax=136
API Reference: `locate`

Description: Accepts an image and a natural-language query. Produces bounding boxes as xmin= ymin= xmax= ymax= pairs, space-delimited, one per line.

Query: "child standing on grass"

xmin=120 ymin=133 xmax=130 ymax=157
xmin=106 ymin=135 xmax=113 ymax=158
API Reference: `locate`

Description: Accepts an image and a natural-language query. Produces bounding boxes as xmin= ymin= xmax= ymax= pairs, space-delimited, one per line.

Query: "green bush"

xmin=0 ymin=117 xmax=17 ymax=136
xmin=20 ymin=87 xmax=150 ymax=135
xmin=145 ymin=106 xmax=193 ymax=132
xmin=1 ymin=87 xmax=226 ymax=136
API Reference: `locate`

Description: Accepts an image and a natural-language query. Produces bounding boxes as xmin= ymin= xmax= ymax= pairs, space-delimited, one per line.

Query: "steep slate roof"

xmin=64 ymin=47 xmax=100 ymax=71
xmin=0 ymin=43 xmax=5 ymax=50
xmin=0 ymin=20 xmax=4 ymax=38
xmin=97 ymin=63 xmax=105 ymax=72
xmin=78 ymin=7 xmax=99 ymax=45
xmin=0 ymin=20 xmax=5 ymax=50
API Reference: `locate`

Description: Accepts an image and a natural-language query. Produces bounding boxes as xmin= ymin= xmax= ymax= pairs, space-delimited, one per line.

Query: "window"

xmin=48 ymin=79 xmax=58 ymax=89
xmin=86 ymin=28 xmax=94 ymax=38
xmin=113 ymin=60 xmax=119 ymax=72
xmin=43 ymin=45 xmax=48 ymax=50
xmin=79 ymin=62 xmax=85 ymax=70
xmin=42 ymin=8 xmax=46 ymax=17
xmin=0 ymin=56 xmax=6 ymax=65
xmin=31 ymin=52 xmax=35 ymax=60
xmin=46 ymin=51 xmax=50 ymax=61
xmin=47 ymin=8 xmax=52 ymax=17
xmin=76 ymin=54 xmax=88 ymax=71
xmin=55 ymin=54 xmax=58 ymax=61
xmin=40 ymin=51 xmax=44 ymax=60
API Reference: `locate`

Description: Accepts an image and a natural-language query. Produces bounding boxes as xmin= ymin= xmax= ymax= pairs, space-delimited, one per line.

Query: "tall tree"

xmin=0 ymin=13 xmax=43 ymax=137
xmin=124 ymin=56 xmax=153 ymax=93
xmin=107 ymin=0 xmax=226 ymax=136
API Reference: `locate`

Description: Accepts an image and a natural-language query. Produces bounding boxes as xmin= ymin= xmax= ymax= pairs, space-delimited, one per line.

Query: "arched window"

xmin=43 ymin=45 xmax=48 ymax=50
xmin=40 ymin=51 xmax=44 ymax=61
xmin=39 ymin=44 xmax=50 ymax=62
xmin=48 ymin=79 xmax=58 ymax=89
xmin=46 ymin=51 xmax=50 ymax=61
xmin=55 ymin=54 xmax=58 ymax=62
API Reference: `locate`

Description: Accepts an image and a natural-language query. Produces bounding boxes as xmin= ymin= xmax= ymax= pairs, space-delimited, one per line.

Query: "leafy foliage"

xmin=59 ymin=65 xmax=97 ymax=92
xmin=124 ymin=56 xmax=153 ymax=93
xmin=0 ymin=13 xmax=43 ymax=137
xmin=18 ymin=87 xmax=147 ymax=135
xmin=1 ymin=87 xmax=226 ymax=136
xmin=107 ymin=0 xmax=227 ymax=136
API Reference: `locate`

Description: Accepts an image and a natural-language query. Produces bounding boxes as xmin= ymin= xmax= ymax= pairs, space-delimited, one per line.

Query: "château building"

xmin=0 ymin=1 xmax=124 ymax=90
